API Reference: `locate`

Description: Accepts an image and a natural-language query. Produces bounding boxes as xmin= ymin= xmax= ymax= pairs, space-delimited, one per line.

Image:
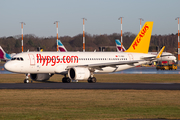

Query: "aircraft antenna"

xmin=118 ymin=17 xmax=123 ymax=51
xmin=54 ymin=21 xmax=59 ymax=52
xmin=20 ymin=22 xmax=25 ymax=53
xmin=82 ymin=18 xmax=87 ymax=52
xmin=175 ymin=17 xmax=180 ymax=65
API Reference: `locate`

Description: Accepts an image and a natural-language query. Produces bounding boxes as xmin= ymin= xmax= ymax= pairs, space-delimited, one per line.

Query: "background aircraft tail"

xmin=58 ymin=40 xmax=67 ymax=52
xmin=0 ymin=46 xmax=11 ymax=60
xmin=115 ymin=39 xmax=126 ymax=52
xmin=125 ymin=21 xmax=153 ymax=53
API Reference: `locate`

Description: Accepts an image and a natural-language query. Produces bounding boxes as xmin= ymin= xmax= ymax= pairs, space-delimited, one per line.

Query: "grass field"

xmin=0 ymin=90 xmax=180 ymax=120
xmin=0 ymin=74 xmax=180 ymax=119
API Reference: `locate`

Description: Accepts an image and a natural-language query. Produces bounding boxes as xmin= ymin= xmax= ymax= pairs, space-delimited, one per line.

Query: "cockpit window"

xmin=11 ymin=57 xmax=24 ymax=61
xmin=11 ymin=58 xmax=16 ymax=60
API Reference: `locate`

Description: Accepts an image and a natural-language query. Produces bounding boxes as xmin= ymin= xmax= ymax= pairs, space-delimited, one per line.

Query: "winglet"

xmin=156 ymin=46 xmax=165 ymax=59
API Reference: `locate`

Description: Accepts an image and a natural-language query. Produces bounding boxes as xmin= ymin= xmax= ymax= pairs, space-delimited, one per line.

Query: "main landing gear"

xmin=87 ymin=72 xmax=96 ymax=83
xmin=87 ymin=77 xmax=96 ymax=83
xmin=62 ymin=75 xmax=71 ymax=83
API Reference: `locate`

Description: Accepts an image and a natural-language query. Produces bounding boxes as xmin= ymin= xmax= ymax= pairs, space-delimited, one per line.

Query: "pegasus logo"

xmin=132 ymin=24 xmax=149 ymax=50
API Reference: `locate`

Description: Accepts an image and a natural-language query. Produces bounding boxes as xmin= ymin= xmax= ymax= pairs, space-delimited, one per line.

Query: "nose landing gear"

xmin=24 ymin=73 xmax=32 ymax=83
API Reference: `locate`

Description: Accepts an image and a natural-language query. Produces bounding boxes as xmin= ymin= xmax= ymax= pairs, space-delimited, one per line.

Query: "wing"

xmin=66 ymin=60 xmax=143 ymax=70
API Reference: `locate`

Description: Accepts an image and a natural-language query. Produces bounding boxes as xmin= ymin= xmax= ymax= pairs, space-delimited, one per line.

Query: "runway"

xmin=0 ymin=82 xmax=180 ymax=90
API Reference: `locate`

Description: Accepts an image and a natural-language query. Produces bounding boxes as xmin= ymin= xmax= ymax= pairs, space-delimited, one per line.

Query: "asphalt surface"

xmin=0 ymin=82 xmax=180 ymax=90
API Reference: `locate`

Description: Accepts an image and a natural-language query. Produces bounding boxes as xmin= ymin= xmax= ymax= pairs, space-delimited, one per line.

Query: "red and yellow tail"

xmin=125 ymin=22 xmax=153 ymax=53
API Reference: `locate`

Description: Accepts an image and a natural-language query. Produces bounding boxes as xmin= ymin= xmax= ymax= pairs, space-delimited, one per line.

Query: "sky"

xmin=0 ymin=0 xmax=179 ymax=38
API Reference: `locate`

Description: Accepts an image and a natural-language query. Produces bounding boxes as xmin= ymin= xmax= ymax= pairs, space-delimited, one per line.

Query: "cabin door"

xmin=28 ymin=54 xmax=35 ymax=65
xmin=128 ymin=54 xmax=134 ymax=61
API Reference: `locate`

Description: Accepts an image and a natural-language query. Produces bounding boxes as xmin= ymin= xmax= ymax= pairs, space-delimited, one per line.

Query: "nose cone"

xmin=4 ymin=62 xmax=12 ymax=72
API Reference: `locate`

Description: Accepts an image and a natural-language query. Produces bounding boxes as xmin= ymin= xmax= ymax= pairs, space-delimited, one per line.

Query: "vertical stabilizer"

xmin=0 ymin=46 xmax=5 ymax=59
xmin=58 ymin=40 xmax=67 ymax=52
xmin=0 ymin=46 xmax=11 ymax=60
xmin=125 ymin=22 xmax=153 ymax=53
xmin=115 ymin=39 xmax=126 ymax=52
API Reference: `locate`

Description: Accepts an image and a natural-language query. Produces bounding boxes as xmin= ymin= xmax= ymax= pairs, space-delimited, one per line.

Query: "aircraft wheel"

xmin=62 ymin=77 xmax=67 ymax=83
xmin=87 ymin=77 xmax=96 ymax=83
xmin=24 ymin=79 xmax=29 ymax=83
xmin=91 ymin=77 xmax=96 ymax=83
xmin=66 ymin=78 xmax=71 ymax=83
xmin=62 ymin=77 xmax=71 ymax=83
xmin=87 ymin=77 xmax=92 ymax=83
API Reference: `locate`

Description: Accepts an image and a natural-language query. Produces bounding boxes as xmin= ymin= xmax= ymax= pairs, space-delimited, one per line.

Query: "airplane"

xmin=0 ymin=46 xmax=16 ymax=60
xmin=115 ymin=39 xmax=176 ymax=62
xmin=58 ymin=40 xmax=67 ymax=52
xmin=4 ymin=21 xmax=165 ymax=83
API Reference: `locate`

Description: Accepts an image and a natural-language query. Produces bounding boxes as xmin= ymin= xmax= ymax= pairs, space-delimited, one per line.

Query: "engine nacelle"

xmin=68 ymin=67 xmax=90 ymax=80
xmin=30 ymin=73 xmax=53 ymax=81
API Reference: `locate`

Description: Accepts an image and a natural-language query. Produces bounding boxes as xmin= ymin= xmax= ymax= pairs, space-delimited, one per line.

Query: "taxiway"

xmin=0 ymin=82 xmax=179 ymax=90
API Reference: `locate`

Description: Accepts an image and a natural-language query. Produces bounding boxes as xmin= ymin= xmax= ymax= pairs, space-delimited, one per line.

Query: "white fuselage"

xmin=4 ymin=52 xmax=153 ymax=74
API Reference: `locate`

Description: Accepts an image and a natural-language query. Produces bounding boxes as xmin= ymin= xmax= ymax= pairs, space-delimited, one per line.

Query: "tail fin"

xmin=115 ymin=39 xmax=126 ymax=52
xmin=156 ymin=46 xmax=165 ymax=59
xmin=125 ymin=22 xmax=153 ymax=53
xmin=58 ymin=40 xmax=67 ymax=52
xmin=0 ymin=46 xmax=11 ymax=60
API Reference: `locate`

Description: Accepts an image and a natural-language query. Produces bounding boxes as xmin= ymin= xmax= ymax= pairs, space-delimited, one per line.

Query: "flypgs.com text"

xmin=132 ymin=24 xmax=149 ymax=50
xmin=36 ymin=54 xmax=78 ymax=66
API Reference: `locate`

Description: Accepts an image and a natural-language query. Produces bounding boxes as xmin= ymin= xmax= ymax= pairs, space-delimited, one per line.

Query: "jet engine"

xmin=68 ymin=67 xmax=90 ymax=80
xmin=30 ymin=73 xmax=53 ymax=81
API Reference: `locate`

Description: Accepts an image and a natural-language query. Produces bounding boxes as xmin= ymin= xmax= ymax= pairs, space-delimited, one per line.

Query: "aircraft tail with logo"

xmin=125 ymin=21 xmax=153 ymax=53
xmin=58 ymin=40 xmax=67 ymax=52
xmin=115 ymin=39 xmax=126 ymax=52
xmin=0 ymin=46 xmax=11 ymax=60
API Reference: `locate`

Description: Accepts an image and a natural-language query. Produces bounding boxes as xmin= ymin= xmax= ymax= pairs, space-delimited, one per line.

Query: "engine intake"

xmin=68 ymin=67 xmax=90 ymax=80
xmin=30 ymin=73 xmax=52 ymax=81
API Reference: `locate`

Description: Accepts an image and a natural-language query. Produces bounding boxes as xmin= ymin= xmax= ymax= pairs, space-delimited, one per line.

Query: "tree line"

xmin=0 ymin=32 xmax=178 ymax=55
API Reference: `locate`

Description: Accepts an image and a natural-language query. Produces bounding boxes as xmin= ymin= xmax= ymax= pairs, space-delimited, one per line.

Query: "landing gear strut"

xmin=24 ymin=73 xmax=30 ymax=83
xmin=62 ymin=75 xmax=71 ymax=83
